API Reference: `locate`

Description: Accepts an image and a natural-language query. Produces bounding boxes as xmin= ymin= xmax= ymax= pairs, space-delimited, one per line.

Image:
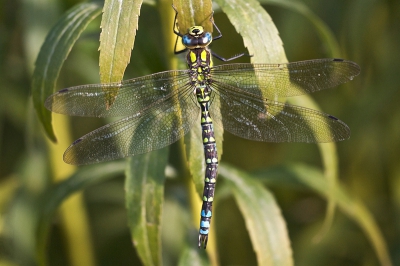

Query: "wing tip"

xmin=327 ymin=114 xmax=351 ymax=142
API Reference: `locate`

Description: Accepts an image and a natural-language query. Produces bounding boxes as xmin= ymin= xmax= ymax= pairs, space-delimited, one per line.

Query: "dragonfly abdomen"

xmin=196 ymin=85 xmax=218 ymax=248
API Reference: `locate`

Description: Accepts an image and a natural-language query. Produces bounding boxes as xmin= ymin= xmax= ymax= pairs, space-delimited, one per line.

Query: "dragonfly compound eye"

xmin=200 ymin=32 xmax=212 ymax=46
xmin=182 ymin=35 xmax=197 ymax=48
xmin=183 ymin=28 xmax=212 ymax=48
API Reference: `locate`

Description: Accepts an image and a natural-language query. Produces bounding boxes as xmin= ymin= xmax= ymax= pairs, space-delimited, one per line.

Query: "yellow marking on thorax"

xmin=201 ymin=50 xmax=207 ymax=61
xmin=190 ymin=51 xmax=197 ymax=63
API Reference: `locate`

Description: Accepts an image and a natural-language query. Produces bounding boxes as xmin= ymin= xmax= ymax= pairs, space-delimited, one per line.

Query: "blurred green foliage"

xmin=1 ymin=0 xmax=399 ymax=265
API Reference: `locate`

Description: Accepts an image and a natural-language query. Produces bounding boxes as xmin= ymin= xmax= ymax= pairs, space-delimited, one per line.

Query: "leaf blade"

xmin=215 ymin=0 xmax=287 ymax=63
xmin=254 ymin=163 xmax=393 ymax=266
xmin=173 ymin=0 xmax=213 ymax=34
xmin=178 ymin=245 xmax=210 ymax=266
xmin=220 ymin=163 xmax=294 ymax=266
xmin=32 ymin=2 xmax=102 ymax=141
xmin=216 ymin=0 xmax=343 ymax=239
xmin=125 ymin=148 xmax=168 ymax=266
xmin=36 ymin=162 xmax=125 ymax=265
xmin=99 ymin=0 xmax=143 ymax=107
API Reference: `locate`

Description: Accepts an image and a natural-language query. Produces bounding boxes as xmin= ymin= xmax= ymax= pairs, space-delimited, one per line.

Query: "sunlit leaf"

xmin=286 ymin=95 xmax=340 ymax=240
xmin=185 ymin=124 xmax=206 ymax=197
xmin=215 ymin=0 xmax=286 ymax=63
xmin=254 ymin=163 xmax=392 ymax=266
xmin=32 ymin=2 xmax=102 ymax=141
xmin=173 ymin=0 xmax=213 ymax=34
xmin=99 ymin=0 xmax=143 ymax=108
xmin=217 ymin=0 xmax=342 ymax=238
xmin=220 ymin=164 xmax=294 ymax=266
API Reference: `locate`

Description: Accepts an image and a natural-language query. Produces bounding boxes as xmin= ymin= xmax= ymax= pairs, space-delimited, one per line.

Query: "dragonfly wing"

xmin=63 ymin=87 xmax=199 ymax=165
xmin=45 ymin=70 xmax=190 ymax=117
xmin=211 ymin=59 xmax=360 ymax=98
xmin=210 ymin=82 xmax=350 ymax=143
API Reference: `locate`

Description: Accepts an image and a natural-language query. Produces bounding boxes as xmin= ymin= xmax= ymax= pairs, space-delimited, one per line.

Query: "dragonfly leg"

xmin=211 ymin=51 xmax=252 ymax=62
xmin=172 ymin=5 xmax=182 ymax=37
xmin=209 ymin=14 xmax=253 ymax=61
xmin=172 ymin=5 xmax=188 ymax=54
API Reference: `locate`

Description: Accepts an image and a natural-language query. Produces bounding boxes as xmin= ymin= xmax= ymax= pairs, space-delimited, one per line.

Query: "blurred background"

xmin=0 ymin=0 xmax=399 ymax=265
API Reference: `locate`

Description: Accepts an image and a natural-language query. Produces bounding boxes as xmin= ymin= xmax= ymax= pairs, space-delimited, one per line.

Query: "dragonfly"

xmin=45 ymin=10 xmax=360 ymax=249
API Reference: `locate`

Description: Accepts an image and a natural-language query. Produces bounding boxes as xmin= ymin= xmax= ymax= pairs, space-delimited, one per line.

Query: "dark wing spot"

xmin=328 ymin=115 xmax=339 ymax=120
xmin=333 ymin=58 xmax=344 ymax=62
xmin=58 ymin=88 xmax=70 ymax=93
xmin=72 ymin=138 xmax=83 ymax=145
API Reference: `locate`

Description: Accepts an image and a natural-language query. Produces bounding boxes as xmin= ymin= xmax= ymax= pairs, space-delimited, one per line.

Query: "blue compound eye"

xmin=182 ymin=26 xmax=212 ymax=48
xmin=182 ymin=35 xmax=192 ymax=46
xmin=201 ymin=32 xmax=212 ymax=45
xmin=182 ymin=35 xmax=199 ymax=48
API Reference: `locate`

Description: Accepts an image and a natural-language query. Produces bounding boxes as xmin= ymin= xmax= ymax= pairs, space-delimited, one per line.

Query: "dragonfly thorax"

xmin=182 ymin=26 xmax=212 ymax=49
xmin=186 ymin=48 xmax=213 ymax=85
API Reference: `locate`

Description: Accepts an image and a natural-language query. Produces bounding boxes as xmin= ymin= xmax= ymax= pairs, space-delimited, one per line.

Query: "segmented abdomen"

xmin=196 ymin=84 xmax=218 ymax=248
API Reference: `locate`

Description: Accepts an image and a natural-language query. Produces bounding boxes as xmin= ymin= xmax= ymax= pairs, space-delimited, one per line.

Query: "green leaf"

xmin=184 ymin=124 xmax=206 ymax=197
xmin=32 ymin=2 xmax=102 ymax=141
xmin=36 ymin=162 xmax=125 ymax=266
xmin=254 ymin=163 xmax=392 ymax=266
xmin=217 ymin=0 xmax=342 ymax=238
xmin=259 ymin=0 xmax=341 ymax=57
xmin=215 ymin=0 xmax=287 ymax=63
xmin=286 ymin=95 xmax=339 ymax=240
xmin=125 ymin=148 xmax=168 ymax=266
xmin=262 ymin=14 xmax=347 ymax=209
xmin=178 ymin=245 xmax=210 ymax=266
xmin=99 ymin=0 xmax=143 ymax=108
xmin=173 ymin=0 xmax=213 ymax=34
xmin=219 ymin=163 xmax=294 ymax=266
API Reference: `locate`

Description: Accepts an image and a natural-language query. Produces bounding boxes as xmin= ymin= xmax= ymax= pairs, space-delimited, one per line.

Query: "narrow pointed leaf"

xmin=215 ymin=0 xmax=287 ymax=63
xmin=254 ymin=164 xmax=392 ymax=266
xmin=286 ymin=95 xmax=340 ymax=239
xmin=125 ymin=148 xmax=168 ymax=266
xmin=184 ymin=122 xmax=206 ymax=197
xmin=178 ymin=245 xmax=210 ymax=266
xmin=32 ymin=2 xmax=102 ymax=141
xmin=220 ymin=163 xmax=294 ymax=266
xmin=173 ymin=0 xmax=213 ymax=34
xmin=217 ymin=0 xmax=342 ymax=236
xmin=99 ymin=0 xmax=143 ymax=107
xmin=36 ymin=162 xmax=125 ymax=265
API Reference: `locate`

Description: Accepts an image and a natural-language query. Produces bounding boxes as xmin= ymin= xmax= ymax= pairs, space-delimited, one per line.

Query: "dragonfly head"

xmin=182 ymin=26 xmax=212 ymax=49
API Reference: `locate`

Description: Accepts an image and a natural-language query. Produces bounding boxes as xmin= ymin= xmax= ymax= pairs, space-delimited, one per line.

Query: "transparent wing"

xmin=210 ymin=82 xmax=350 ymax=143
xmin=45 ymin=70 xmax=190 ymax=117
xmin=211 ymin=59 xmax=360 ymax=98
xmin=63 ymin=84 xmax=199 ymax=165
